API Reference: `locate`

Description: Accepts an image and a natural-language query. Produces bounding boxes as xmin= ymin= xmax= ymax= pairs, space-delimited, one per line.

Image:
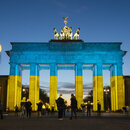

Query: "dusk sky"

xmin=0 ymin=0 xmax=130 ymax=100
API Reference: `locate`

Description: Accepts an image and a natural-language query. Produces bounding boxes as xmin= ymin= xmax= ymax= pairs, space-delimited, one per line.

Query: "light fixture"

xmin=22 ymin=88 xmax=26 ymax=92
xmin=0 ymin=44 xmax=2 ymax=52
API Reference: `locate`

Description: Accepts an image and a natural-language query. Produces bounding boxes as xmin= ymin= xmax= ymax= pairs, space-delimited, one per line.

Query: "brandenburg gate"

xmin=6 ymin=17 xmax=125 ymax=111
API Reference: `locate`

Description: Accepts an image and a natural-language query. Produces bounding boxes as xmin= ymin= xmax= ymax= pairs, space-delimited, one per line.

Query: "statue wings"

xmin=63 ymin=16 xmax=68 ymax=21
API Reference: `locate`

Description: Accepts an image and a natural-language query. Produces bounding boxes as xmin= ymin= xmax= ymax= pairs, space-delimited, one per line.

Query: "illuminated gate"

xmin=6 ymin=41 xmax=126 ymax=111
xmin=6 ymin=17 xmax=126 ymax=111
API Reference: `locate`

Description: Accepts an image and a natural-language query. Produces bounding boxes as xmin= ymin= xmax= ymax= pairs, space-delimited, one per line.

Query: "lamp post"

xmin=104 ymin=88 xmax=110 ymax=111
xmin=22 ymin=88 xmax=27 ymax=100
xmin=0 ymin=85 xmax=2 ymax=103
xmin=0 ymin=44 xmax=2 ymax=63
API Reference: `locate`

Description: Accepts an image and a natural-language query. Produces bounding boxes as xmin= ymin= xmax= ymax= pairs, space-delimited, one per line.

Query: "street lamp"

xmin=0 ymin=44 xmax=2 ymax=52
xmin=22 ymin=88 xmax=26 ymax=92
xmin=104 ymin=88 xmax=110 ymax=111
xmin=0 ymin=44 xmax=2 ymax=63
xmin=104 ymin=88 xmax=109 ymax=94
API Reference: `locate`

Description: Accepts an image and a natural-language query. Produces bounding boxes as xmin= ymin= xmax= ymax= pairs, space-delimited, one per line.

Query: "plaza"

xmin=0 ymin=112 xmax=130 ymax=130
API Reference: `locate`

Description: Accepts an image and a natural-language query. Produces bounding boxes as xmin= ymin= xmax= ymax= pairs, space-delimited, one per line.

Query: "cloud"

xmin=23 ymin=81 xmax=93 ymax=94
xmin=52 ymin=0 xmax=66 ymax=8
xmin=58 ymin=82 xmax=75 ymax=89
xmin=58 ymin=89 xmax=75 ymax=94
xmin=73 ymin=5 xmax=88 ymax=14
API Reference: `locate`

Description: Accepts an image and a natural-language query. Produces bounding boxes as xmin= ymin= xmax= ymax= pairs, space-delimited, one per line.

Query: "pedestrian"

xmin=21 ymin=105 xmax=25 ymax=119
xmin=37 ymin=100 xmax=43 ymax=117
xmin=63 ymin=100 xmax=67 ymax=117
xmin=56 ymin=94 xmax=65 ymax=120
xmin=87 ymin=101 xmax=91 ymax=116
xmin=42 ymin=104 xmax=46 ymax=115
xmin=25 ymin=99 xmax=32 ymax=118
xmin=0 ymin=102 xmax=3 ymax=119
xmin=45 ymin=103 xmax=50 ymax=115
xmin=70 ymin=94 xmax=77 ymax=120
xmin=81 ymin=103 xmax=85 ymax=112
xmin=15 ymin=105 xmax=19 ymax=117
xmin=51 ymin=105 xmax=55 ymax=115
xmin=97 ymin=101 xmax=101 ymax=116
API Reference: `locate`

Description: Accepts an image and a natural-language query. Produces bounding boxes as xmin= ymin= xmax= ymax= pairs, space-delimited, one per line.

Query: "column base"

xmin=7 ymin=76 xmax=22 ymax=111
xmin=111 ymin=76 xmax=125 ymax=111
xmin=49 ymin=76 xmax=57 ymax=110
xmin=93 ymin=76 xmax=104 ymax=111
xmin=29 ymin=76 xmax=39 ymax=111
xmin=75 ymin=76 xmax=83 ymax=109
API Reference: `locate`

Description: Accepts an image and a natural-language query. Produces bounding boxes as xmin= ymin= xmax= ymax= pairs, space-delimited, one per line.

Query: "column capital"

xmin=10 ymin=63 xmax=22 ymax=76
xmin=50 ymin=63 xmax=57 ymax=76
xmin=75 ymin=63 xmax=83 ymax=76
xmin=30 ymin=63 xmax=39 ymax=76
xmin=110 ymin=63 xmax=123 ymax=76
xmin=93 ymin=63 xmax=103 ymax=76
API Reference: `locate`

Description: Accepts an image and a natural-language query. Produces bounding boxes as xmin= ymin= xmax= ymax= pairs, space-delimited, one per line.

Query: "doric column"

xmin=93 ymin=63 xmax=104 ymax=111
xmin=110 ymin=63 xmax=125 ymax=111
xmin=75 ymin=63 xmax=83 ymax=109
xmin=7 ymin=63 xmax=22 ymax=111
xmin=29 ymin=63 xmax=39 ymax=111
xmin=49 ymin=63 xmax=57 ymax=110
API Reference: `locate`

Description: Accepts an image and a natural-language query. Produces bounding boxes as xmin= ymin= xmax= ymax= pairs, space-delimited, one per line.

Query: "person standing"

xmin=51 ymin=105 xmax=55 ymax=115
xmin=46 ymin=104 xmax=50 ymax=115
xmin=70 ymin=94 xmax=77 ymax=120
xmin=97 ymin=101 xmax=101 ymax=116
xmin=0 ymin=102 xmax=3 ymax=119
xmin=56 ymin=94 xmax=65 ymax=120
xmin=21 ymin=105 xmax=26 ymax=119
xmin=37 ymin=100 xmax=43 ymax=117
xmin=42 ymin=104 xmax=46 ymax=115
xmin=25 ymin=99 xmax=32 ymax=118
xmin=15 ymin=105 xmax=19 ymax=117
xmin=63 ymin=100 xmax=67 ymax=117
xmin=87 ymin=101 xmax=91 ymax=116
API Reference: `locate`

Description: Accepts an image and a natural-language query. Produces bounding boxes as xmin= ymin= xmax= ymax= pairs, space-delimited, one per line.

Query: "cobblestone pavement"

xmin=0 ymin=112 xmax=130 ymax=130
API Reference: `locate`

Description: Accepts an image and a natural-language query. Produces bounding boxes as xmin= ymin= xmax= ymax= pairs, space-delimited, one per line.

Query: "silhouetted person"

xmin=21 ymin=105 xmax=26 ymax=119
xmin=25 ymin=100 xmax=32 ymax=118
xmin=81 ymin=103 xmax=85 ymax=112
xmin=0 ymin=102 xmax=3 ymax=119
xmin=42 ymin=104 xmax=46 ymax=115
xmin=63 ymin=100 xmax=66 ymax=117
xmin=15 ymin=105 xmax=19 ymax=117
xmin=70 ymin=94 xmax=77 ymax=120
xmin=51 ymin=105 xmax=55 ymax=115
xmin=46 ymin=104 xmax=50 ymax=115
xmin=97 ymin=101 xmax=101 ymax=116
xmin=87 ymin=101 xmax=91 ymax=116
xmin=37 ymin=101 xmax=43 ymax=117
xmin=56 ymin=94 xmax=65 ymax=120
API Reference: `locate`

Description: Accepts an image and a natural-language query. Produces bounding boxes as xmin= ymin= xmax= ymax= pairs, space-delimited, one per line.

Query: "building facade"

xmin=6 ymin=41 xmax=126 ymax=111
xmin=0 ymin=75 xmax=8 ymax=111
xmin=124 ymin=76 xmax=130 ymax=106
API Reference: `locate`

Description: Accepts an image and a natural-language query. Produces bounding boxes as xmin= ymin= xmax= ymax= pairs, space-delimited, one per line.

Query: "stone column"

xmin=29 ymin=63 xmax=39 ymax=111
xmin=110 ymin=63 xmax=125 ymax=111
xmin=7 ymin=63 xmax=22 ymax=111
xmin=93 ymin=63 xmax=104 ymax=111
xmin=49 ymin=63 xmax=57 ymax=110
xmin=75 ymin=63 xmax=83 ymax=109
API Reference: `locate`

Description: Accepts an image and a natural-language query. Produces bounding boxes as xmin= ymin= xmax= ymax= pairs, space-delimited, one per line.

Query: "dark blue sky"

xmin=0 ymin=0 xmax=130 ymax=96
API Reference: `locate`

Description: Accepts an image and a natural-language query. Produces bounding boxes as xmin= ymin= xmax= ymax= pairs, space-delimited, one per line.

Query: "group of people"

xmin=15 ymin=99 xmax=32 ymax=118
xmin=56 ymin=94 xmax=102 ymax=120
xmin=20 ymin=100 xmax=53 ymax=118
xmin=0 ymin=95 xmax=101 ymax=120
xmin=56 ymin=93 xmax=78 ymax=120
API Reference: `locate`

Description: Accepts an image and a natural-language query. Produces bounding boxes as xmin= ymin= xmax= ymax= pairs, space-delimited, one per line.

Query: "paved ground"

xmin=0 ymin=112 xmax=130 ymax=130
